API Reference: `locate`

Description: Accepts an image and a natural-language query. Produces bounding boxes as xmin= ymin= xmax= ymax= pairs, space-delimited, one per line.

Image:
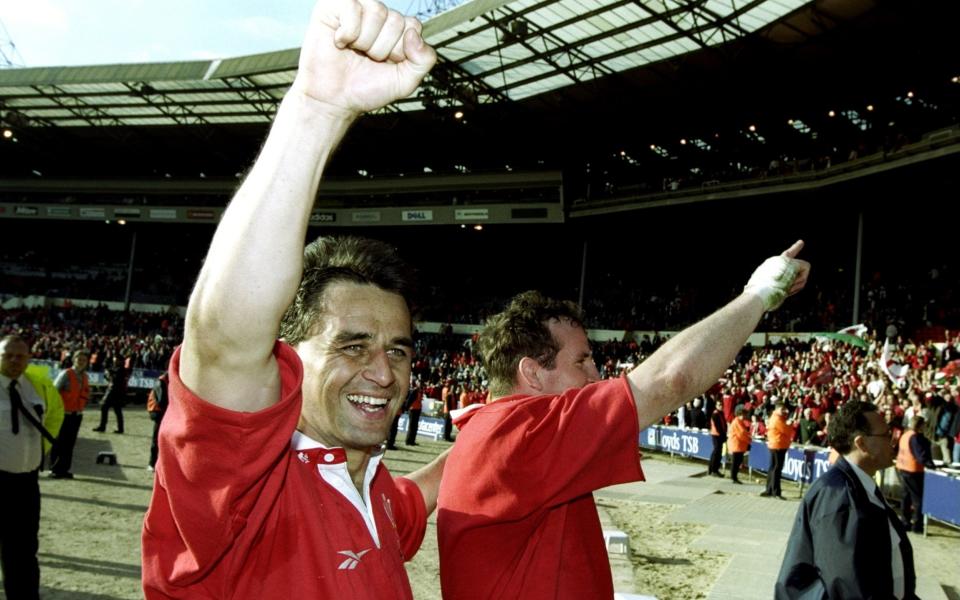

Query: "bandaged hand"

xmin=743 ymin=240 xmax=810 ymax=311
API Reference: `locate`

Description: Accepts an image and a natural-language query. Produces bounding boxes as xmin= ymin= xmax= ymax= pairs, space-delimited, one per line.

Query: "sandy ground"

xmin=603 ymin=499 xmax=724 ymax=600
xmin=4 ymin=406 xmax=959 ymax=599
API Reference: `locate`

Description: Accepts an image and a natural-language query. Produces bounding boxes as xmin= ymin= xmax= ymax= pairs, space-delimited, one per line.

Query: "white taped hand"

xmin=744 ymin=255 xmax=799 ymax=312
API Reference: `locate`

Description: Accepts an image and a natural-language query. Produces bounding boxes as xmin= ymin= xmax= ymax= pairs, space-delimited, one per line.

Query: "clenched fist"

xmin=293 ymin=0 xmax=437 ymax=117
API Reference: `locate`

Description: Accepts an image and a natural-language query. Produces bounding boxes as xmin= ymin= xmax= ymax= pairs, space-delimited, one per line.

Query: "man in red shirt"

xmin=141 ymin=3 xmax=445 ymax=598
xmin=439 ymin=244 xmax=810 ymax=599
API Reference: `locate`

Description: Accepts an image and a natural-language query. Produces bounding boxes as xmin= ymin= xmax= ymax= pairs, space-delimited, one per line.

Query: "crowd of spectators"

xmin=3 ymin=292 xmax=959 ymax=465
xmin=672 ymin=331 xmax=960 ymax=464
xmin=0 ymin=305 xmax=183 ymax=372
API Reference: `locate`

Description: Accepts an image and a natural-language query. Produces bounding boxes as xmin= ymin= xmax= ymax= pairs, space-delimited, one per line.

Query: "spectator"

xmin=798 ymin=407 xmax=821 ymax=446
xmin=762 ymin=402 xmax=798 ymax=499
xmin=92 ymin=356 xmax=128 ymax=434
xmin=896 ymin=416 xmax=935 ymax=533
xmin=728 ymin=407 xmax=751 ymax=484
xmin=708 ymin=404 xmax=727 ymax=477
xmin=1 ymin=335 xmax=64 ymax=600
xmin=776 ymin=400 xmax=916 ymax=599
xmin=949 ymin=394 xmax=960 ymax=465
xmin=690 ymin=396 xmax=707 ymax=429
xmin=442 ymin=380 xmax=456 ymax=442
xmin=49 ymin=349 xmax=91 ymax=479
xmin=146 ymin=371 xmax=169 ymax=472
xmin=405 ymin=377 xmax=423 ymax=447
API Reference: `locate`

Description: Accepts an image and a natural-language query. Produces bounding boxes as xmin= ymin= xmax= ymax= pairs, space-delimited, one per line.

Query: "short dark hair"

xmin=477 ymin=290 xmax=585 ymax=398
xmin=827 ymin=400 xmax=879 ymax=454
xmin=279 ymin=236 xmax=416 ymax=345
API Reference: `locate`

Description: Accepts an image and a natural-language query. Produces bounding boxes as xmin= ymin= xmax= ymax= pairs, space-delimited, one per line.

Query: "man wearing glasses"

xmin=775 ymin=400 xmax=918 ymax=599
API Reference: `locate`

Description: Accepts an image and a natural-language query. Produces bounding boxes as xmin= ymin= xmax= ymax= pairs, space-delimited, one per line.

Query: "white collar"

xmin=847 ymin=459 xmax=884 ymax=508
xmin=289 ymin=429 xmax=386 ymax=547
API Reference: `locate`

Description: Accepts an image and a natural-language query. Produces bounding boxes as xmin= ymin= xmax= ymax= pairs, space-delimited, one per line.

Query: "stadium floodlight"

xmin=741 ymin=129 xmax=766 ymax=144
xmin=649 ymin=145 xmax=671 ymax=158
xmin=789 ymin=119 xmax=812 ymax=135
xmin=841 ymin=110 xmax=870 ymax=131
xmin=690 ymin=139 xmax=712 ymax=151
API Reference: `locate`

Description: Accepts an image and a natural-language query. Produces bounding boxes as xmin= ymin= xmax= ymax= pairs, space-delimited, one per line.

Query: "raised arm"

xmin=180 ymin=0 xmax=436 ymax=411
xmin=628 ymin=241 xmax=810 ymax=430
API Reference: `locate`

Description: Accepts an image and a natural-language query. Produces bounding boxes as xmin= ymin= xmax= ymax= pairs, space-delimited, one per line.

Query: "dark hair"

xmin=827 ymin=400 xmax=879 ymax=454
xmin=279 ymin=236 xmax=417 ymax=345
xmin=477 ymin=290 xmax=585 ymax=398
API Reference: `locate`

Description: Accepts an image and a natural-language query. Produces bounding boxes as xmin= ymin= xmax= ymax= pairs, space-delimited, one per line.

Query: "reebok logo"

xmin=337 ymin=549 xmax=372 ymax=570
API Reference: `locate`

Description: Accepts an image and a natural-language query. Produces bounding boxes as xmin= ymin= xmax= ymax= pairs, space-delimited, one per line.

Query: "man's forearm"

xmin=191 ymin=93 xmax=350 ymax=345
xmin=406 ymin=448 xmax=451 ymax=515
xmin=180 ymin=93 xmax=356 ymax=411
xmin=628 ymin=292 xmax=765 ymax=430
xmin=187 ymin=93 xmax=354 ymax=357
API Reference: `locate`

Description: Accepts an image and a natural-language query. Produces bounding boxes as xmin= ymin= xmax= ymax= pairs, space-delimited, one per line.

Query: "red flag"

xmin=807 ymin=364 xmax=834 ymax=387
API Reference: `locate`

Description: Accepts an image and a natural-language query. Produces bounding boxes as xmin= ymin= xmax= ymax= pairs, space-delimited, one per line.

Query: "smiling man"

xmin=140 ymin=1 xmax=444 ymax=598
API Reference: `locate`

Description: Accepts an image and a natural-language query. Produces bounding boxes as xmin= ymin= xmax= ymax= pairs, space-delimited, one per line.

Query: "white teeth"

xmin=346 ymin=394 xmax=388 ymax=407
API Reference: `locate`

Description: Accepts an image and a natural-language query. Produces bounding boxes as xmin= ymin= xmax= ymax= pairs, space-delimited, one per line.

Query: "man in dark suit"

xmin=775 ymin=400 xmax=918 ymax=599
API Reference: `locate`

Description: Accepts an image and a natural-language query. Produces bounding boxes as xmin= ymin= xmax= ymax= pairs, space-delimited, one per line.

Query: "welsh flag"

xmin=838 ymin=324 xmax=868 ymax=337
xmin=879 ymin=338 xmax=909 ymax=386
xmin=935 ymin=359 xmax=960 ymax=384
xmin=763 ymin=365 xmax=785 ymax=391
xmin=813 ymin=324 xmax=868 ymax=350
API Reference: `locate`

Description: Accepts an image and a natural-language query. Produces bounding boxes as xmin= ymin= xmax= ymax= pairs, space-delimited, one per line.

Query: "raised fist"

xmin=293 ymin=0 xmax=437 ymax=116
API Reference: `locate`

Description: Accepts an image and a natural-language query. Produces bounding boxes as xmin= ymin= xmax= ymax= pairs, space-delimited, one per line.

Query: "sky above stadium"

xmin=0 ymin=0 xmax=416 ymax=68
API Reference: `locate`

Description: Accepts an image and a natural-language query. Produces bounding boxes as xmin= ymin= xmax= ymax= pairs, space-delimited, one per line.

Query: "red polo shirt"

xmin=142 ymin=342 xmax=426 ymax=599
xmin=438 ymin=376 xmax=644 ymax=599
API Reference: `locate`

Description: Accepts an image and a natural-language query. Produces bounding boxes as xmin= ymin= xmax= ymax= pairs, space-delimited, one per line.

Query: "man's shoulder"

xmin=802 ymin=463 xmax=859 ymax=510
xmin=474 ymin=379 xmax=628 ymax=420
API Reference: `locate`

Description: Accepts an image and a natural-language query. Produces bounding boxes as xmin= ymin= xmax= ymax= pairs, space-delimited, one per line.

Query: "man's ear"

xmin=852 ymin=434 xmax=867 ymax=454
xmin=517 ymin=357 xmax=543 ymax=393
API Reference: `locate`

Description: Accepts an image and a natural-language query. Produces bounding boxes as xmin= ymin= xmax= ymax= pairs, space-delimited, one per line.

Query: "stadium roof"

xmin=0 ymin=0 xmax=818 ymax=128
xmin=1 ymin=0 xmax=956 ymax=184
